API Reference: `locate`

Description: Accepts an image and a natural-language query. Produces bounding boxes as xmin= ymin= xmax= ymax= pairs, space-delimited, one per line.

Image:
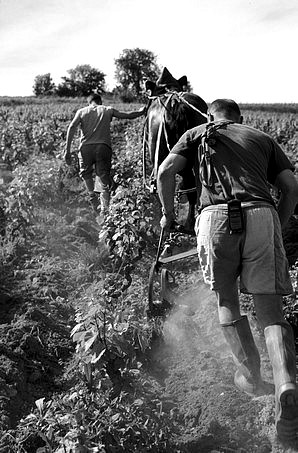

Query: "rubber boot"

xmin=100 ymin=191 xmax=110 ymax=215
xmin=221 ymin=315 xmax=273 ymax=396
xmin=97 ymin=191 xmax=110 ymax=225
xmin=264 ymin=323 xmax=298 ymax=441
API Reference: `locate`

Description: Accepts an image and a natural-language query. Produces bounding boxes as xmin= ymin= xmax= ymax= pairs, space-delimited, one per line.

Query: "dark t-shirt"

xmin=171 ymin=122 xmax=294 ymax=209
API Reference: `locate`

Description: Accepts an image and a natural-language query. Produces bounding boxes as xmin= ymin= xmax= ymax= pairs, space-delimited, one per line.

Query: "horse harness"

xmin=143 ymin=90 xmax=208 ymax=194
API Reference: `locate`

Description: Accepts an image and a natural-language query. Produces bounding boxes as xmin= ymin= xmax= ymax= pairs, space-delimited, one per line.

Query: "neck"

xmin=214 ymin=116 xmax=232 ymax=122
xmin=213 ymin=115 xmax=242 ymax=124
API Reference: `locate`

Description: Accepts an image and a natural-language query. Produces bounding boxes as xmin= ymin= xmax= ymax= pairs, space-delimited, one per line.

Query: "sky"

xmin=0 ymin=0 xmax=298 ymax=103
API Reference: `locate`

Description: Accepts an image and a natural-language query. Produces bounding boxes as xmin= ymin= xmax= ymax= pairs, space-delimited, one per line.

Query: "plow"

xmin=147 ymin=221 xmax=198 ymax=318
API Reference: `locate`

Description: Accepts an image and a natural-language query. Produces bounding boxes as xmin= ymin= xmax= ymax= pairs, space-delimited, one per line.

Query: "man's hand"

xmin=160 ymin=211 xmax=175 ymax=230
xmin=139 ymin=106 xmax=147 ymax=116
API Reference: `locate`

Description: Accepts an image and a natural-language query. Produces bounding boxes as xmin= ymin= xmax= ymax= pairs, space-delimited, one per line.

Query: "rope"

xmin=165 ymin=90 xmax=209 ymax=120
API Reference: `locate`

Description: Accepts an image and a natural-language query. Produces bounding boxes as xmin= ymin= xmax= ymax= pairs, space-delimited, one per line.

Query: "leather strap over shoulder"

xmin=199 ymin=121 xmax=234 ymax=188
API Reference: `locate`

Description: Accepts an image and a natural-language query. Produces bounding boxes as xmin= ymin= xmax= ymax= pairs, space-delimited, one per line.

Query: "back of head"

xmin=209 ymin=99 xmax=242 ymax=123
xmin=87 ymin=93 xmax=102 ymax=105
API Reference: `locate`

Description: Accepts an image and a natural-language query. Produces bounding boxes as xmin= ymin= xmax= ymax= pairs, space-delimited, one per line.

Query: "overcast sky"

xmin=1 ymin=0 xmax=298 ymax=103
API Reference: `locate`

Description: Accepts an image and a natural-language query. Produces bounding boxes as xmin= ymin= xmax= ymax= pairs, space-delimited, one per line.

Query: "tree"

xmin=115 ymin=48 xmax=160 ymax=97
xmin=56 ymin=64 xmax=106 ymax=97
xmin=33 ymin=73 xmax=56 ymax=96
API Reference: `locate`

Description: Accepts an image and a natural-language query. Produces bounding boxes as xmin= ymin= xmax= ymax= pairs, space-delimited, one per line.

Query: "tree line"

xmin=33 ymin=48 xmax=160 ymax=101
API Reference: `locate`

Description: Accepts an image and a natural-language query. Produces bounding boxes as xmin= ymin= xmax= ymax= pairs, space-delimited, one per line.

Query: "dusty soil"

xmin=0 ymin=209 xmax=297 ymax=452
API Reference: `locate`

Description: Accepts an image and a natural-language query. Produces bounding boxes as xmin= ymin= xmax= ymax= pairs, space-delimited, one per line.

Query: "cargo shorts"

xmin=78 ymin=143 xmax=112 ymax=190
xmin=195 ymin=202 xmax=293 ymax=295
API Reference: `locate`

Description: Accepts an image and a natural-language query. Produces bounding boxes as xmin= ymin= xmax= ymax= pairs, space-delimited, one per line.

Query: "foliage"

xmin=1 ymin=100 xmax=298 ymax=452
xmin=66 ymin=116 xmax=159 ymax=390
xmin=56 ymin=65 xmax=106 ymax=97
xmin=239 ymin=103 xmax=298 ymax=114
xmin=33 ymin=73 xmax=56 ymax=97
xmin=0 ymin=103 xmax=173 ymax=451
xmin=112 ymin=87 xmax=137 ymax=104
xmin=10 ymin=378 xmax=174 ymax=452
xmin=114 ymin=48 xmax=160 ymax=97
xmin=70 ymin=281 xmax=153 ymax=390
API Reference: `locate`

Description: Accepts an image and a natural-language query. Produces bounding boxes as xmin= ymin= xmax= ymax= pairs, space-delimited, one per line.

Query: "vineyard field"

xmin=0 ymin=97 xmax=298 ymax=452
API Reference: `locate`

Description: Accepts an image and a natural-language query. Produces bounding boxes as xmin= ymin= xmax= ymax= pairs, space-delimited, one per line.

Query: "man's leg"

xmin=216 ymin=283 xmax=268 ymax=396
xmin=78 ymin=146 xmax=99 ymax=211
xmin=196 ymin=209 xmax=270 ymax=395
xmin=95 ymin=145 xmax=112 ymax=220
xmin=254 ymin=294 xmax=298 ymax=440
xmin=216 ymin=283 xmax=241 ymax=325
xmin=83 ymin=177 xmax=94 ymax=192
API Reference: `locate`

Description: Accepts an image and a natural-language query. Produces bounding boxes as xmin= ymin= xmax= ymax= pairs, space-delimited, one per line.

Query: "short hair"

xmin=87 ymin=93 xmax=102 ymax=104
xmin=209 ymin=99 xmax=241 ymax=117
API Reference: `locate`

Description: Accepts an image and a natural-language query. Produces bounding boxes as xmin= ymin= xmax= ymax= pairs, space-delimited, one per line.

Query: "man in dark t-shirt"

xmin=171 ymin=118 xmax=294 ymax=210
xmin=157 ymin=99 xmax=298 ymax=441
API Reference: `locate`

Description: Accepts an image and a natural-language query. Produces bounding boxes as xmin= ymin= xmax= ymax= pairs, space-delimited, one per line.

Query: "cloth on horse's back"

xmin=156 ymin=67 xmax=187 ymax=92
xmin=145 ymin=67 xmax=187 ymax=96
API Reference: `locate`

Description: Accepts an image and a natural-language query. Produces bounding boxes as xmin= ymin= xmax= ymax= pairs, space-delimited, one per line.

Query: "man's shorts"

xmin=195 ymin=202 xmax=293 ymax=295
xmin=78 ymin=143 xmax=112 ymax=189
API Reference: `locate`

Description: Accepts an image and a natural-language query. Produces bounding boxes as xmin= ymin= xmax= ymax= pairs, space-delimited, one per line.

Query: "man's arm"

xmin=64 ymin=112 xmax=81 ymax=164
xmin=274 ymin=169 xmax=298 ymax=229
xmin=112 ymin=106 xmax=146 ymax=120
xmin=157 ymin=154 xmax=188 ymax=229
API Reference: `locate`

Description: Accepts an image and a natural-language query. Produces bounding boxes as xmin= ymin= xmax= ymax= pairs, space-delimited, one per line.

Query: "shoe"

xmin=264 ymin=323 xmax=298 ymax=440
xmin=275 ymin=386 xmax=298 ymax=441
xmin=96 ymin=209 xmax=110 ymax=226
xmin=234 ymin=369 xmax=274 ymax=396
xmin=89 ymin=193 xmax=99 ymax=212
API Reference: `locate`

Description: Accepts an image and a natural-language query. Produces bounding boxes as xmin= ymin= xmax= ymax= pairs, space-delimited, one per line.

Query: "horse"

xmin=143 ymin=67 xmax=208 ymax=229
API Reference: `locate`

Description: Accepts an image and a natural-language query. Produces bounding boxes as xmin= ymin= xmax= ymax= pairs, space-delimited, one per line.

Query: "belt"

xmin=202 ymin=201 xmax=274 ymax=212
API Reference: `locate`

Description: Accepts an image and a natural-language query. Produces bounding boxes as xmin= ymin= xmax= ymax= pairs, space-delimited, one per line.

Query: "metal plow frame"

xmin=147 ymin=226 xmax=197 ymax=318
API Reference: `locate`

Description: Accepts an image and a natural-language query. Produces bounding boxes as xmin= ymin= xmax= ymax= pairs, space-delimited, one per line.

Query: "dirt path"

xmin=147 ymin=273 xmax=298 ymax=453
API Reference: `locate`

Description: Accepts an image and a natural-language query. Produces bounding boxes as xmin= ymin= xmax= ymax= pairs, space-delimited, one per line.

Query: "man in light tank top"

xmin=64 ymin=93 xmax=145 ymax=221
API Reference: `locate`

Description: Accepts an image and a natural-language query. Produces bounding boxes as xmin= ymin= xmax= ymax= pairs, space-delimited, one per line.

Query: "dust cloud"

xmin=162 ymin=280 xmax=230 ymax=359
